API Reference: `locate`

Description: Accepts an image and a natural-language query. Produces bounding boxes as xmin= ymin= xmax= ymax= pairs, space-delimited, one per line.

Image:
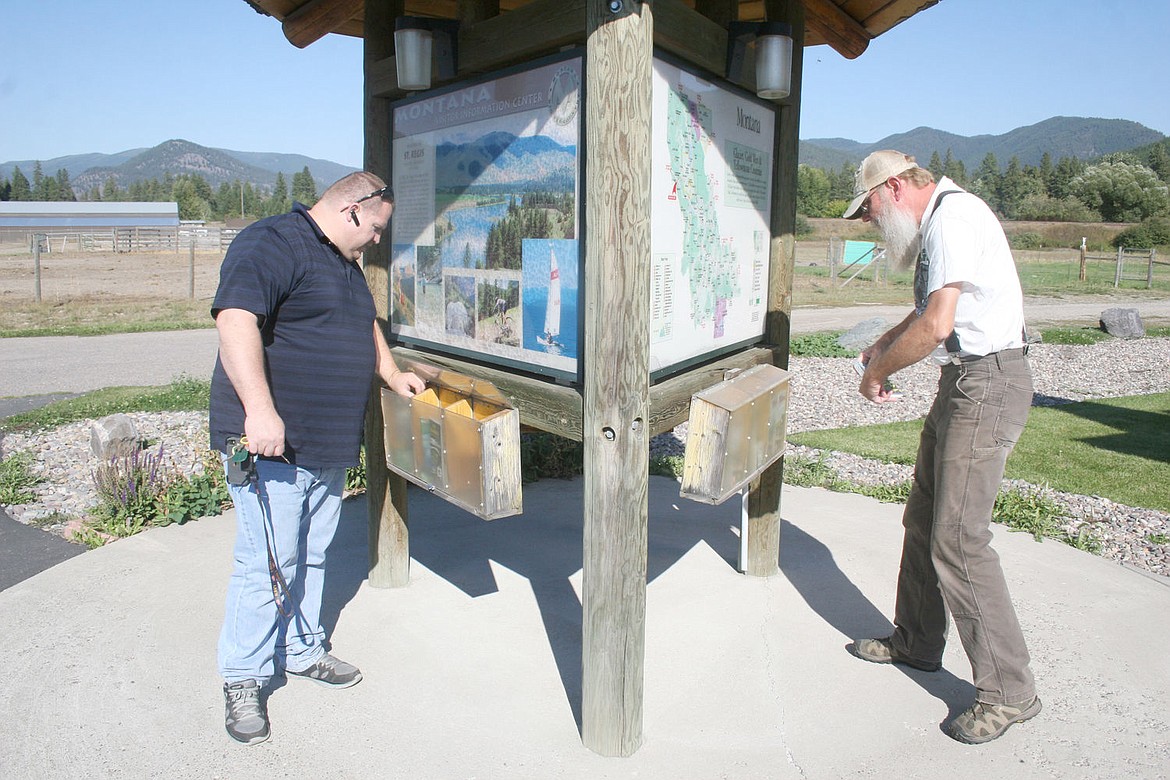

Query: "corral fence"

xmin=1077 ymin=245 xmax=1162 ymax=289
xmin=12 ymin=226 xmax=241 ymax=254
xmin=13 ymin=227 xmax=242 ymax=303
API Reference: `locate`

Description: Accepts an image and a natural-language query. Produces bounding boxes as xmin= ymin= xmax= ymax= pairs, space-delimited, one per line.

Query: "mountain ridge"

xmin=0 ymin=140 xmax=358 ymax=195
xmin=800 ymin=116 xmax=1165 ymax=171
xmin=2 ymin=116 xmax=1164 ymax=195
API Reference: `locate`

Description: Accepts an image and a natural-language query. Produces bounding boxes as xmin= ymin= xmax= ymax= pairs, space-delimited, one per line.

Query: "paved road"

xmin=0 ymin=328 xmax=221 ymax=400
xmin=789 ymin=294 xmax=1170 ymax=337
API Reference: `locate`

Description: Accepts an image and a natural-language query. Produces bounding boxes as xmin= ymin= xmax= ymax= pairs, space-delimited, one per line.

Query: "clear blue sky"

xmin=1 ymin=0 xmax=1167 ymax=168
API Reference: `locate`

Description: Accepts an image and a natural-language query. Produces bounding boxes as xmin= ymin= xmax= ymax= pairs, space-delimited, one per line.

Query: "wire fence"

xmin=1 ymin=230 xmax=240 ymax=304
xmin=4 ymin=226 xmax=240 ymax=254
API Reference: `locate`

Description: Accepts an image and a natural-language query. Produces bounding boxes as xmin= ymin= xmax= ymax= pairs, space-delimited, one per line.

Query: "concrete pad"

xmin=1 ymin=477 xmax=1168 ymax=778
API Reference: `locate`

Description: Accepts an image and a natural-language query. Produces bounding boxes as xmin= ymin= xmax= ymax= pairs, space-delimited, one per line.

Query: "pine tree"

xmin=1146 ymin=143 xmax=1170 ymax=183
xmin=998 ymin=156 xmax=1039 ymax=219
xmin=10 ymin=167 xmax=32 ymax=200
xmin=31 ymin=162 xmax=48 ymax=200
xmin=1039 ymin=152 xmax=1055 ymax=194
xmin=264 ymin=173 xmax=290 ymax=217
xmin=55 ymin=169 xmax=76 ymax=201
xmin=971 ymin=153 xmax=1001 ymax=214
xmin=942 ymin=150 xmax=967 ymax=188
xmin=928 ymin=151 xmax=943 ymax=177
xmin=1050 ymin=156 xmax=1085 ymax=200
xmin=103 ymin=176 xmax=121 ymax=201
xmin=291 ymin=166 xmax=317 ymax=205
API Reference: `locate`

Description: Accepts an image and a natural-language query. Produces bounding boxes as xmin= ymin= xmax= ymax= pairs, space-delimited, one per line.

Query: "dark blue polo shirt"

xmin=209 ymin=203 xmax=376 ymax=467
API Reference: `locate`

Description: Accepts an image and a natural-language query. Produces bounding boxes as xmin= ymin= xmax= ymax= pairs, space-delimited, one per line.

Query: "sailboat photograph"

xmin=537 ymin=247 xmax=563 ymax=351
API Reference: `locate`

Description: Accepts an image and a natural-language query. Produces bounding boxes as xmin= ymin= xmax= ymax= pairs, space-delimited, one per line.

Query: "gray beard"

xmin=876 ymin=198 xmax=922 ymax=271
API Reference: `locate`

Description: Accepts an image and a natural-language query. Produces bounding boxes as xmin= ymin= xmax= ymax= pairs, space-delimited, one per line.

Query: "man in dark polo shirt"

xmin=210 ymin=171 xmax=424 ymax=745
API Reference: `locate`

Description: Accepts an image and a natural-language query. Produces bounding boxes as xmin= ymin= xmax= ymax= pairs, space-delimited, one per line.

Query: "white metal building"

xmin=0 ymin=201 xmax=180 ymax=249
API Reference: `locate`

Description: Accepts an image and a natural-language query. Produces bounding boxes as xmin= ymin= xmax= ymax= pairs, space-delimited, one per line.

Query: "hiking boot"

xmin=851 ymin=636 xmax=941 ymax=672
xmin=286 ymin=653 xmax=363 ymax=689
xmin=948 ymin=697 xmax=1042 ymax=744
xmin=223 ymin=679 xmax=269 ymax=745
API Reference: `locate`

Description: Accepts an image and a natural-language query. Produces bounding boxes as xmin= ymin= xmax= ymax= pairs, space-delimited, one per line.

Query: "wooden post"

xmin=741 ymin=0 xmax=804 ymax=577
xmin=1147 ymin=249 xmax=1155 ymax=289
xmin=581 ymin=0 xmax=652 ymax=757
xmin=1078 ymin=238 xmax=1087 ymax=282
xmin=1114 ymin=245 xmax=1123 ymax=288
xmin=33 ymin=234 xmax=43 ymax=303
xmin=364 ymin=0 xmax=411 ymax=588
xmin=188 ymin=241 xmax=196 ymax=299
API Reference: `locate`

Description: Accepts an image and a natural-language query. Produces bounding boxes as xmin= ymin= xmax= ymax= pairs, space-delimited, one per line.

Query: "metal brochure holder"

xmin=679 ymin=363 xmax=791 ymax=505
xmin=381 ymin=356 xmax=522 ymax=520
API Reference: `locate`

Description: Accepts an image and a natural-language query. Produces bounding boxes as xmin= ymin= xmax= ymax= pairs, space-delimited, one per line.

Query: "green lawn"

xmin=789 ymin=392 xmax=1170 ymax=513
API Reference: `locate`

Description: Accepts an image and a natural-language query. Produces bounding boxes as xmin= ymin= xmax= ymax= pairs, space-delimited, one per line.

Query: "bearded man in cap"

xmin=843 ymin=150 xmax=1040 ymax=744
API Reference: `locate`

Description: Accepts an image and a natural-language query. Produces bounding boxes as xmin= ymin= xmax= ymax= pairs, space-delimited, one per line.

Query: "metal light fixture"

xmin=726 ymin=20 xmax=794 ymax=100
xmin=394 ymin=16 xmax=459 ymax=92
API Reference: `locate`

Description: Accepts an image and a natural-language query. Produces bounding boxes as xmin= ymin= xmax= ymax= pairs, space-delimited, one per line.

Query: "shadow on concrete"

xmin=339 ymin=478 xmax=744 ymax=734
xmin=779 ymin=518 xmax=975 ymax=717
xmin=0 ymin=506 xmax=85 ymax=592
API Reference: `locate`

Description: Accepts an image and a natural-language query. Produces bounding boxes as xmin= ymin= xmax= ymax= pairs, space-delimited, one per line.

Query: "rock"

xmin=836 ymin=318 xmax=889 ymax=352
xmin=1100 ymin=307 xmax=1145 ymax=339
xmin=90 ymin=414 xmax=140 ymax=460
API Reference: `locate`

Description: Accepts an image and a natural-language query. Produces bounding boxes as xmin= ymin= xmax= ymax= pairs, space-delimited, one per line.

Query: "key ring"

xmin=230 ymin=435 xmax=250 ymax=464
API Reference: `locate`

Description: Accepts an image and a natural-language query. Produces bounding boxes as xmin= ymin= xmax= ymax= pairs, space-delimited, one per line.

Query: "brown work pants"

xmin=890 ymin=348 xmax=1037 ymax=705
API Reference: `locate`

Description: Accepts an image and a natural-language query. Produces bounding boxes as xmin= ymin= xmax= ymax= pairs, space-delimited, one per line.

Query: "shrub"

xmin=790 ymin=331 xmax=854 ymax=357
xmin=520 ymin=432 xmax=583 ymax=482
xmin=346 ymin=446 xmax=367 ymax=494
xmin=794 ymin=214 xmax=813 ymax=237
xmin=993 ymin=487 xmax=1065 ymax=542
xmin=156 ymin=450 xmax=230 ymax=527
xmin=1112 ymin=216 xmax=1170 ymax=249
xmin=85 ymin=445 xmax=229 ymax=543
xmin=826 ymin=198 xmax=850 ymax=219
xmin=1009 ymin=232 xmax=1044 ymax=250
xmin=1015 ymin=194 xmax=1097 ymax=223
xmin=90 ymin=444 xmax=169 ymax=538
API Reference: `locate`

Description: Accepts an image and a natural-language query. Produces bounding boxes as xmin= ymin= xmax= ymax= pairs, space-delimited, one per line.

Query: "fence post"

xmin=33 ymin=233 xmax=43 ymax=303
xmin=1078 ymin=238 xmax=1087 ymax=281
xmin=188 ymin=241 xmax=196 ymax=299
xmin=1114 ymin=246 xmax=1123 ymax=288
xmin=828 ymin=236 xmax=838 ymax=287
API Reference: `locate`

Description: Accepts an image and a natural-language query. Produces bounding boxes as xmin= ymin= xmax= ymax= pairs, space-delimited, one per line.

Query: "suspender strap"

xmin=928 ymin=193 xmax=959 ymax=356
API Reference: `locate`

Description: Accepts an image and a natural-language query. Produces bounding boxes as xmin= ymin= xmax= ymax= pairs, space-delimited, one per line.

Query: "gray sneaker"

xmin=948 ymin=697 xmax=1042 ymax=744
xmin=223 ymin=680 xmax=269 ymax=745
xmin=851 ymin=636 xmax=941 ymax=672
xmin=286 ymin=653 xmax=363 ymax=689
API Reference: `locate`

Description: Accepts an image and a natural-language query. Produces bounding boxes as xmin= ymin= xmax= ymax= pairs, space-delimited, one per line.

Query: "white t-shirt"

xmin=918 ymin=177 xmax=1025 ymax=362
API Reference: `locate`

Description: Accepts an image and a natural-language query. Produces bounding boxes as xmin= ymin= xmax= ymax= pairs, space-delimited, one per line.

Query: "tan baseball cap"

xmin=842 ymin=150 xmax=918 ymax=219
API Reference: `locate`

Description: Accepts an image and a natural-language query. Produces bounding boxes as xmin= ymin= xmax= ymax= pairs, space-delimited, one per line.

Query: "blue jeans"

xmin=218 ymin=458 xmax=345 ymax=684
xmin=891 ymin=348 xmax=1036 ymax=705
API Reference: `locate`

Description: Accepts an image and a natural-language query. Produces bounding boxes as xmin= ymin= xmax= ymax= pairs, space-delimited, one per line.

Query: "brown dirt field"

xmin=0 ymin=249 xmax=224 ymax=302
